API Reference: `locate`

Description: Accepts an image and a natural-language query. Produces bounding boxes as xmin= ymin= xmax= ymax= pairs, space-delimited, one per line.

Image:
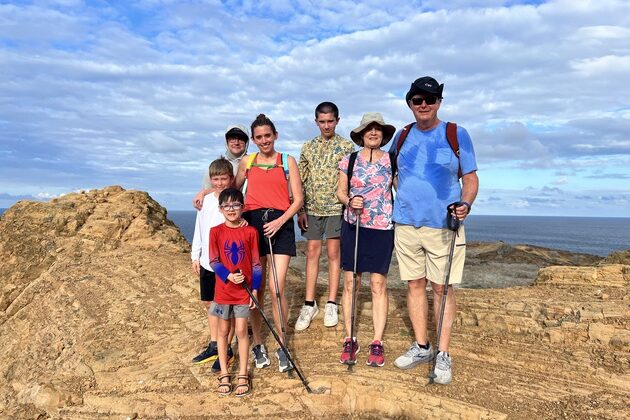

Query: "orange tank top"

xmin=244 ymin=153 xmax=291 ymax=212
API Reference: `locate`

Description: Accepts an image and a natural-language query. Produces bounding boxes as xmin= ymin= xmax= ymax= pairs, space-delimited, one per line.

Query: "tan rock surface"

xmin=1 ymin=187 xmax=628 ymax=419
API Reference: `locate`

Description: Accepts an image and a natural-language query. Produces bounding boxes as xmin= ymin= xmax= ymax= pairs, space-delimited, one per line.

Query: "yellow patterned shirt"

xmin=298 ymin=134 xmax=355 ymax=216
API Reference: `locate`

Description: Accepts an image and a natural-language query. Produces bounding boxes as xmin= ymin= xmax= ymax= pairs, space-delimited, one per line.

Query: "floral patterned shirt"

xmin=298 ymin=134 xmax=354 ymax=216
xmin=339 ymin=151 xmax=394 ymax=230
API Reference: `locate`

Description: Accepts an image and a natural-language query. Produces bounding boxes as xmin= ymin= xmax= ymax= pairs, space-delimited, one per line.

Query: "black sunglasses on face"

xmin=411 ymin=96 xmax=439 ymax=106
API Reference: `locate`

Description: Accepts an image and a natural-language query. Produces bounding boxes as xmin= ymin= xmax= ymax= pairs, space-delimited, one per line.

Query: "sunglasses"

xmin=220 ymin=203 xmax=243 ymax=210
xmin=411 ymin=96 xmax=439 ymax=106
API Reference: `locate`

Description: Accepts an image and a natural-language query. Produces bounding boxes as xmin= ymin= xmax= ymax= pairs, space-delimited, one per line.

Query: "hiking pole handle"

xmin=240 ymin=281 xmax=313 ymax=393
xmin=349 ymin=195 xmax=364 ymax=216
xmin=446 ymin=202 xmax=463 ymax=231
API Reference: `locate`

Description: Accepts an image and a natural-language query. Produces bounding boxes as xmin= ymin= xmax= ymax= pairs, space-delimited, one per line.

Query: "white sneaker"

xmin=323 ymin=302 xmax=338 ymax=327
xmin=294 ymin=303 xmax=319 ymax=331
xmin=434 ymin=351 xmax=452 ymax=385
xmin=252 ymin=344 xmax=271 ymax=369
xmin=393 ymin=341 xmax=433 ymax=369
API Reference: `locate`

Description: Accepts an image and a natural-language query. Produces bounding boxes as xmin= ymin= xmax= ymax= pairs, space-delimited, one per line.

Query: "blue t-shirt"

xmin=389 ymin=121 xmax=478 ymax=229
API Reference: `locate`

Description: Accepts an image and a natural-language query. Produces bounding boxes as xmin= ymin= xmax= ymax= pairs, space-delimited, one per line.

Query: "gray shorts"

xmin=209 ymin=302 xmax=250 ymax=320
xmin=301 ymin=214 xmax=343 ymax=240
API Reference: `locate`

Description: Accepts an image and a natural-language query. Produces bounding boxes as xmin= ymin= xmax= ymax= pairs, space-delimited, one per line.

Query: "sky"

xmin=1 ymin=0 xmax=629 ymax=216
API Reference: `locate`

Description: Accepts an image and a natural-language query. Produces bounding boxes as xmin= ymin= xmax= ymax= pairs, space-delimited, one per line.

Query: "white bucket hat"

xmin=350 ymin=112 xmax=396 ymax=147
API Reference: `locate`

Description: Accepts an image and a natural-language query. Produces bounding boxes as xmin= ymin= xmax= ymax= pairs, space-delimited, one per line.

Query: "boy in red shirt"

xmin=209 ymin=188 xmax=262 ymax=397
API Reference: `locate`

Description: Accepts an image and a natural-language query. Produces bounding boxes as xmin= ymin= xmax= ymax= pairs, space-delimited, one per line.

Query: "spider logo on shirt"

xmin=224 ymin=240 xmax=245 ymax=265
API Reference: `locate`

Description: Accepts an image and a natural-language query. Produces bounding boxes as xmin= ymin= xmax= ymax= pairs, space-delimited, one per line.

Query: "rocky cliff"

xmin=0 ymin=187 xmax=628 ymax=419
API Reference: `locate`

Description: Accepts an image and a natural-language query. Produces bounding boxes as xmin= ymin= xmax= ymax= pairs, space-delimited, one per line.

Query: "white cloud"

xmin=510 ymin=199 xmax=531 ymax=209
xmin=1 ymin=0 xmax=629 ymax=213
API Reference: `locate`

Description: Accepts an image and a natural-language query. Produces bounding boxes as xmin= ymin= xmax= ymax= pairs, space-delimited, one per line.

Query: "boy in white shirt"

xmin=191 ymin=157 xmax=235 ymax=370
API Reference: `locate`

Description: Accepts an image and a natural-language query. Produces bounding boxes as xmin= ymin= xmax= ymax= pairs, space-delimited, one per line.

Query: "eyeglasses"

xmin=411 ymin=96 xmax=439 ymax=106
xmin=227 ymin=137 xmax=247 ymax=143
xmin=220 ymin=203 xmax=243 ymax=210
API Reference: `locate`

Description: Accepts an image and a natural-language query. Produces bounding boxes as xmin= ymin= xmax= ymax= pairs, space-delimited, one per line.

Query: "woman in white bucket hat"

xmin=336 ymin=112 xmax=396 ymax=368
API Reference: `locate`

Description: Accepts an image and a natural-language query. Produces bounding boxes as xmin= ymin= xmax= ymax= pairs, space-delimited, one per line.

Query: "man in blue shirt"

xmin=390 ymin=76 xmax=479 ymax=385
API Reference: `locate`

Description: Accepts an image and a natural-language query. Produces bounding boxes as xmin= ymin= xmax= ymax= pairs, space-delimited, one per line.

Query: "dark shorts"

xmin=341 ymin=220 xmax=394 ymax=274
xmin=243 ymin=209 xmax=296 ymax=257
xmin=301 ymin=214 xmax=343 ymax=240
xmin=200 ymin=266 xmax=216 ymax=302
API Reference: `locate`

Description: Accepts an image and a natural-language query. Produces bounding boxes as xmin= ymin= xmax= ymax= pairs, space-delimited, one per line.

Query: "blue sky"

xmin=1 ymin=0 xmax=629 ymax=216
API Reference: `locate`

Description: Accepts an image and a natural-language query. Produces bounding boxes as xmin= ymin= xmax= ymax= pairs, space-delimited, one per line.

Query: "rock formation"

xmin=0 ymin=187 xmax=628 ymax=419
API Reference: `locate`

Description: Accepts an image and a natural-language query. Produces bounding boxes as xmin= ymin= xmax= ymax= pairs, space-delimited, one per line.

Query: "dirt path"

xmin=1 ymin=187 xmax=627 ymax=419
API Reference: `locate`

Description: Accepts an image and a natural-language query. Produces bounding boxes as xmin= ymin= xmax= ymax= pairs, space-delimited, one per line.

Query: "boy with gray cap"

xmin=390 ymin=76 xmax=479 ymax=384
xmin=193 ymin=124 xmax=250 ymax=210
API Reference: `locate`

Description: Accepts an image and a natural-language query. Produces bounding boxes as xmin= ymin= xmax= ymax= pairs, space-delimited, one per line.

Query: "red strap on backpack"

xmin=394 ymin=121 xmax=462 ymax=179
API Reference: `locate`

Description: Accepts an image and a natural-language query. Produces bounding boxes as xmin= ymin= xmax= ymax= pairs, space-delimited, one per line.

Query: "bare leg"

xmin=407 ymin=278 xmax=429 ymax=344
xmin=217 ymin=317 xmax=231 ymax=376
xmin=203 ymin=301 xmax=217 ymax=342
xmin=250 ymin=256 xmax=266 ymax=346
xmin=370 ymin=273 xmax=388 ymax=342
xmin=268 ymin=254 xmax=291 ymax=345
xmin=235 ymin=317 xmax=250 ymax=395
xmin=326 ymin=238 xmax=341 ymax=302
xmin=228 ymin=318 xmax=235 ymax=348
xmin=341 ymin=270 xmax=361 ymax=337
xmin=431 ymin=283 xmax=457 ymax=352
xmin=304 ymin=240 xmax=322 ymax=302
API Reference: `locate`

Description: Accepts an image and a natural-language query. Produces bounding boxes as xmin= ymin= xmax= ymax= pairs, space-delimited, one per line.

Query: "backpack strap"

xmin=241 ymin=153 xmax=257 ymax=195
xmin=395 ymin=123 xmax=415 ymax=156
xmin=346 ymin=151 xmax=359 ymax=194
xmin=244 ymin=152 xmax=257 ymax=174
xmin=281 ymin=153 xmax=293 ymax=201
xmin=388 ymin=151 xmax=397 ymax=178
xmin=281 ymin=153 xmax=290 ymax=180
xmin=445 ymin=122 xmax=462 ymax=179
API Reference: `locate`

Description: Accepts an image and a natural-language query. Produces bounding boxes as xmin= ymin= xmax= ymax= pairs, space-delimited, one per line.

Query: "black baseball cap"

xmin=224 ymin=125 xmax=249 ymax=141
xmin=405 ymin=76 xmax=444 ymax=102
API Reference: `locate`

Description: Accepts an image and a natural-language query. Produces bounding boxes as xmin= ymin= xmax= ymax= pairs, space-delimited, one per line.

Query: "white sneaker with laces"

xmin=434 ymin=351 xmax=452 ymax=385
xmin=294 ymin=302 xmax=319 ymax=331
xmin=323 ymin=302 xmax=338 ymax=327
xmin=393 ymin=341 xmax=433 ymax=369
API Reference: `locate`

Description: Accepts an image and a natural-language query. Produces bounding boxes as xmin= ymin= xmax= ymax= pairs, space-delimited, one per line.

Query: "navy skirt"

xmin=340 ymin=220 xmax=394 ymax=274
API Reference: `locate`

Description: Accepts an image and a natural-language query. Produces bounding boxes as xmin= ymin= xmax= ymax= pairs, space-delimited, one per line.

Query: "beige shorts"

xmin=394 ymin=224 xmax=466 ymax=285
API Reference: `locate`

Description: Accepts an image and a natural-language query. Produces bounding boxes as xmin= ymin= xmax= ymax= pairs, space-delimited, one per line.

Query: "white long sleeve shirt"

xmin=191 ymin=193 xmax=225 ymax=271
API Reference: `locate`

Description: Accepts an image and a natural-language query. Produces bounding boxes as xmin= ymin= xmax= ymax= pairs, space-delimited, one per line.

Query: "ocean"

xmin=1 ymin=208 xmax=627 ymax=257
xmin=167 ymin=211 xmax=628 ymax=257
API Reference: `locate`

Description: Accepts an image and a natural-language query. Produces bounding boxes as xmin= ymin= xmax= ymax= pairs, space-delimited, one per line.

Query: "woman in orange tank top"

xmin=235 ymin=114 xmax=303 ymax=372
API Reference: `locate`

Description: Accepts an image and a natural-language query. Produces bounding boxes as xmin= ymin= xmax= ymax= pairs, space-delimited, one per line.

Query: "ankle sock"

xmin=418 ymin=342 xmax=430 ymax=350
xmin=327 ymin=300 xmax=337 ymax=305
xmin=304 ymin=300 xmax=315 ymax=307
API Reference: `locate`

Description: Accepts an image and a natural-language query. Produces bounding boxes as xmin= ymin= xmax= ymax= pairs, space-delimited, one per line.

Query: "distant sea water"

xmin=1 ymin=208 xmax=627 ymax=257
xmin=167 ymin=211 xmax=628 ymax=257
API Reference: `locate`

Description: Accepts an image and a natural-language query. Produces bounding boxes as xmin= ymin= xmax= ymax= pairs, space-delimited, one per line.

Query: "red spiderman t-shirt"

xmin=209 ymin=223 xmax=263 ymax=305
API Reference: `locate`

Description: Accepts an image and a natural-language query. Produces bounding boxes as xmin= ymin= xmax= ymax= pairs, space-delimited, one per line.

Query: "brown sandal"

xmin=235 ymin=375 xmax=251 ymax=397
xmin=217 ymin=374 xmax=232 ymax=396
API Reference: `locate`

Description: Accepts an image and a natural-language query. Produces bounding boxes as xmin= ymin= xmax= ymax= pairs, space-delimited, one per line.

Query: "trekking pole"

xmin=347 ymin=198 xmax=363 ymax=371
xmin=428 ymin=202 xmax=461 ymax=384
xmin=241 ymin=281 xmax=317 ymax=393
xmin=262 ymin=209 xmax=292 ymax=377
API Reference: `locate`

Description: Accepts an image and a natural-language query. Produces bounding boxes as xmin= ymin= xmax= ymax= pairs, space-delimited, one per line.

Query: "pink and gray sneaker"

xmin=366 ymin=340 xmax=385 ymax=367
xmin=340 ymin=337 xmax=360 ymax=365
